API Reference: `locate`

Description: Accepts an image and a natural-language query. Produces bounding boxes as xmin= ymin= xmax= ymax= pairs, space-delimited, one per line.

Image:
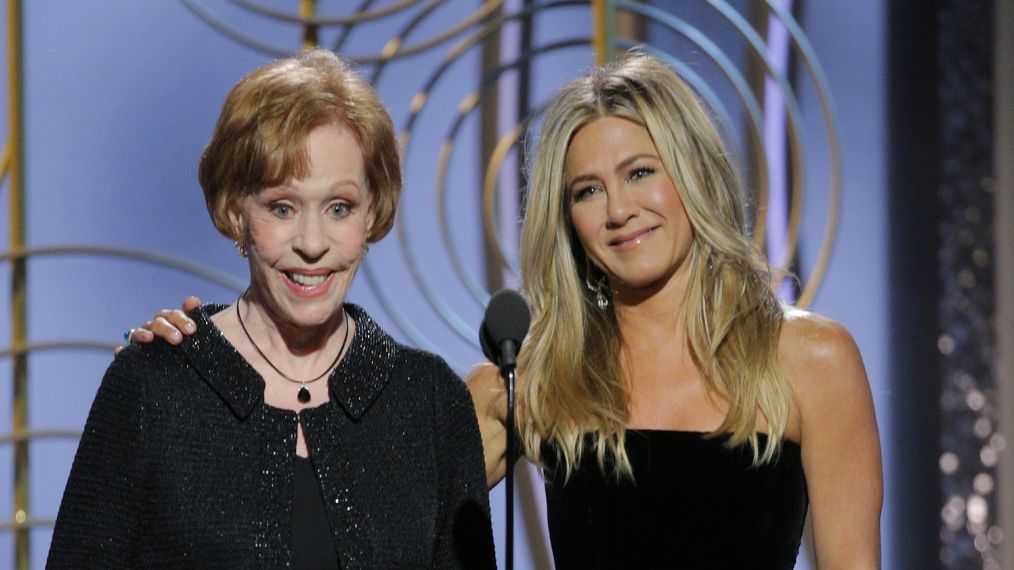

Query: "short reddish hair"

xmin=199 ymin=49 xmax=401 ymax=242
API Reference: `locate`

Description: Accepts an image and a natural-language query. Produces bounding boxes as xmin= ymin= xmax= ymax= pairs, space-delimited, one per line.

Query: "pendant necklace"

xmin=235 ymin=294 xmax=350 ymax=403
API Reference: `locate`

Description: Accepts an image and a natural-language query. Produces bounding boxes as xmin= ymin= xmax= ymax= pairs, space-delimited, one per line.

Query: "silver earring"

xmin=585 ymin=267 xmax=610 ymax=310
xmin=235 ymin=241 xmax=248 ymax=258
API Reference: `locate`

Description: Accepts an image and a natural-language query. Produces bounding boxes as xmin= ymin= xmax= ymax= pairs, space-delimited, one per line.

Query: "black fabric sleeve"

xmin=47 ymin=350 xmax=147 ymax=569
xmin=430 ymin=359 xmax=497 ymax=569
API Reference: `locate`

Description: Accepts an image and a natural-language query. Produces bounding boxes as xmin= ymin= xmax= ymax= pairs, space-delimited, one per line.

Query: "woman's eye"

xmin=329 ymin=202 xmax=351 ymax=217
xmin=573 ymin=186 xmax=600 ymax=202
xmin=627 ymin=166 xmax=655 ymax=182
xmin=270 ymin=204 xmax=294 ymax=218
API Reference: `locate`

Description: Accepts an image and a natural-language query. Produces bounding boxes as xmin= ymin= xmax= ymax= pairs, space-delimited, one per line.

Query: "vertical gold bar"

xmin=591 ymin=0 xmax=615 ymax=66
xmin=301 ymin=0 xmax=319 ymax=51
xmin=7 ymin=0 xmax=29 ymax=568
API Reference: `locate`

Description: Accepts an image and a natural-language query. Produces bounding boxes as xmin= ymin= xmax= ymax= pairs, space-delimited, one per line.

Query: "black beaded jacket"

xmin=48 ymin=304 xmax=496 ymax=569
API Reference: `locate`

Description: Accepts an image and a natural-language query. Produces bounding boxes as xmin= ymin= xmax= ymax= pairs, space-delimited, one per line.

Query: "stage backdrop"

xmin=0 ymin=1 xmax=896 ymax=568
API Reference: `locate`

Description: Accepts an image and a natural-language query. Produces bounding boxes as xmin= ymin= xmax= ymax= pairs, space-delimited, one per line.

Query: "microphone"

xmin=479 ymin=288 xmax=531 ymax=370
xmin=478 ymin=288 xmax=530 ymax=570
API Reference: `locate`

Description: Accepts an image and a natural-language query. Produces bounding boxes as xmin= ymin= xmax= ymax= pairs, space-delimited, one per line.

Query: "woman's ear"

xmin=226 ymin=204 xmax=246 ymax=241
xmin=365 ymin=209 xmax=376 ymax=241
xmin=363 ymin=188 xmax=377 ymax=241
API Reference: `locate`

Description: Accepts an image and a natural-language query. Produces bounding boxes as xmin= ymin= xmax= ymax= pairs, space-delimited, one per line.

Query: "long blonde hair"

xmin=519 ymin=52 xmax=788 ymax=479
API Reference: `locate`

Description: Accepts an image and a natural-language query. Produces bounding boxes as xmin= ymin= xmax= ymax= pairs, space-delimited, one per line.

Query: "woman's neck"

xmin=611 ymin=265 xmax=692 ymax=352
xmin=237 ymin=291 xmax=348 ymax=369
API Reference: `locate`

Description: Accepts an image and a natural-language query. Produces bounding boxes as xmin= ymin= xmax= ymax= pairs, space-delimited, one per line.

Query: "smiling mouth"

xmin=609 ymin=226 xmax=658 ymax=248
xmin=285 ymin=272 xmax=330 ymax=286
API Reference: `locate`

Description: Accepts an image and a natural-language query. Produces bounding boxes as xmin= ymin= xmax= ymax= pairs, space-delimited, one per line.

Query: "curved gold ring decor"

xmin=181 ymin=0 xmax=503 ymax=65
xmin=383 ymin=2 xmax=590 ymax=347
xmin=0 ymin=340 xmax=120 ymax=359
xmin=618 ymin=1 xmax=808 ymax=296
xmin=0 ymin=516 xmax=56 ymax=533
xmin=618 ymin=41 xmax=771 ymax=256
xmin=230 ymin=0 xmax=421 ymax=26
xmin=0 ymin=142 xmax=10 ymax=188
xmin=0 ymin=245 xmax=247 ymax=292
xmin=479 ymin=122 xmax=528 ymax=280
xmin=439 ymin=42 xmax=586 ymax=302
xmin=701 ymin=0 xmax=842 ymax=306
xmin=760 ymin=0 xmax=842 ymax=307
xmin=0 ymin=429 xmax=83 ymax=447
xmin=614 ymin=0 xmax=842 ymax=307
xmin=359 ymin=0 xmax=501 ymax=65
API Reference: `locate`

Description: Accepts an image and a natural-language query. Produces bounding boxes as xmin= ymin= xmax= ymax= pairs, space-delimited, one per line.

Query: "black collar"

xmin=178 ymin=303 xmax=396 ymax=421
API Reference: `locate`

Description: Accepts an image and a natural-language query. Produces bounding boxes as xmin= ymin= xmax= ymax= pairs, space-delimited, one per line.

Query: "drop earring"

xmin=585 ymin=267 xmax=610 ymax=310
xmin=235 ymin=241 xmax=248 ymax=258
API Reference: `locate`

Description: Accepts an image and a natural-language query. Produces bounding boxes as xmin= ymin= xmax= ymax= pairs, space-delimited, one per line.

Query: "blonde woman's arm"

xmin=118 ymin=296 xmax=202 ymax=352
xmin=464 ymin=362 xmax=510 ymax=489
xmin=781 ymin=312 xmax=883 ymax=569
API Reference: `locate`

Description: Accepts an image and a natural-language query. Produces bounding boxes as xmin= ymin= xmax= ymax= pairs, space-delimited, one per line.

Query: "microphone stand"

xmin=480 ymin=289 xmax=529 ymax=570
xmin=502 ymin=365 xmax=516 ymax=570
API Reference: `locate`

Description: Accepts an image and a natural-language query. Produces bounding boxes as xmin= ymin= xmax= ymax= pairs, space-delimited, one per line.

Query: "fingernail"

xmin=171 ymin=331 xmax=182 ymax=342
xmin=184 ymin=322 xmax=196 ymax=333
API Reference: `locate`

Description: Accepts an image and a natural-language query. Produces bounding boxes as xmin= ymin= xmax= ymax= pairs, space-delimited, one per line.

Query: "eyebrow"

xmin=567 ymin=153 xmax=658 ymax=191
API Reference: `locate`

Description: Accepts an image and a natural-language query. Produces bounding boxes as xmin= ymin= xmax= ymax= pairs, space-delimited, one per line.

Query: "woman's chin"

xmin=253 ymin=289 xmax=347 ymax=332
xmin=284 ymin=302 xmax=346 ymax=328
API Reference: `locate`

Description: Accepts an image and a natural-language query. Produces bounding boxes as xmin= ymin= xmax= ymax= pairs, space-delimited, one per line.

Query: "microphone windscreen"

xmin=483 ymin=289 xmax=531 ymax=346
xmin=479 ymin=320 xmax=498 ymax=363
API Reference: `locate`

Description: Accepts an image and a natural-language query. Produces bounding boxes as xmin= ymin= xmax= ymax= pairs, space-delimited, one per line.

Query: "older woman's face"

xmin=237 ymin=123 xmax=371 ymax=329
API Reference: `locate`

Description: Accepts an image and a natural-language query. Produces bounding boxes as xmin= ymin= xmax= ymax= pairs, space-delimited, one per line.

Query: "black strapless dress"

xmin=542 ymin=431 xmax=808 ymax=569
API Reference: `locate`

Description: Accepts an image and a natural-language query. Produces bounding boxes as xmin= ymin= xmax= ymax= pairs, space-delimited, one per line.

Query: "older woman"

xmin=49 ymin=49 xmax=494 ymax=569
xmin=136 ymin=52 xmax=881 ymax=568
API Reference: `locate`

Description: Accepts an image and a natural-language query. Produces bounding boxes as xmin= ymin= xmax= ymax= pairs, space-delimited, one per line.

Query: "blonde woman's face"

xmin=565 ymin=117 xmax=694 ymax=297
xmin=235 ymin=123 xmax=372 ymax=329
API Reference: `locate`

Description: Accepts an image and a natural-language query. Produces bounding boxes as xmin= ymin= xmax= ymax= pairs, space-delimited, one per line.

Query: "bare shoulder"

xmin=778 ymin=307 xmax=874 ymax=437
xmin=779 ymin=308 xmax=865 ymax=387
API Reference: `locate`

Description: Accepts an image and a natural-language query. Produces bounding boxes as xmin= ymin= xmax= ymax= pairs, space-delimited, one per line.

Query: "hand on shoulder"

xmin=117 ymin=296 xmax=202 ymax=355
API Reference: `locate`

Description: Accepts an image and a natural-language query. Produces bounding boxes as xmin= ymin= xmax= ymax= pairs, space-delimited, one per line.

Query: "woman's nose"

xmin=606 ymin=186 xmax=637 ymax=226
xmin=293 ymin=212 xmax=329 ymax=259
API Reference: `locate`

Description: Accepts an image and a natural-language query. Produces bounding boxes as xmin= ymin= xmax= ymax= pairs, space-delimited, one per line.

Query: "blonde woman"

xmin=136 ymin=52 xmax=881 ymax=568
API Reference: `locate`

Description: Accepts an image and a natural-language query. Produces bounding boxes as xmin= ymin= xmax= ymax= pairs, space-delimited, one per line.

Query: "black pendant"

xmin=297 ymin=385 xmax=311 ymax=403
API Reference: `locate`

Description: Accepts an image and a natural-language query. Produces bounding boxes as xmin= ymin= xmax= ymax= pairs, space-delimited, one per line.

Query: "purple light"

xmin=763 ymin=0 xmax=795 ymax=303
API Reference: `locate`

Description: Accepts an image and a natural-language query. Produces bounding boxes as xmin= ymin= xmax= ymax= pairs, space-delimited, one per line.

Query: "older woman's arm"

xmin=48 ymin=351 xmax=147 ymax=568
xmin=781 ymin=314 xmax=883 ymax=569
xmin=431 ymin=360 xmax=497 ymax=569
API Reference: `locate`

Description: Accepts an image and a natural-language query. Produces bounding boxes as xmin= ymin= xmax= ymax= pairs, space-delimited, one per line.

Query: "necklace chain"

xmin=235 ymin=292 xmax=350 ymax=403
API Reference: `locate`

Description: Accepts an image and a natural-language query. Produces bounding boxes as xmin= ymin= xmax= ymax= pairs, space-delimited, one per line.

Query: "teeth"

xmin=288 ymin=272 xmax=328 ymax=286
